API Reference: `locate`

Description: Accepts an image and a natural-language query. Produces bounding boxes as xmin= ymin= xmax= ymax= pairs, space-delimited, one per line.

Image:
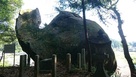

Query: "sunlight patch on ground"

xmin=115 ymin=51 xmax=136 ymax=77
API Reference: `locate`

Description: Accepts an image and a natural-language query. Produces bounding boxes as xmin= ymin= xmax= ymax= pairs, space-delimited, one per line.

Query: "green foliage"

xmin=0 ymin=0 xmax=23 ymax=21
xmin=0 ymin=60 xmax=11 ymax=67
xmin=57 ymin=0 xmax=118 ymax=12
xmin=0 ymin=0 xmax=23 ymax=44
xmin=133 ymin=57 xmax=136 ymax=64
xmin=57 ymin=0 xmax=119 ymax=25
xmin=129 ymin=52 xmax=136 ymax=64
xmin=0 ymin=26 xmax=16 ymax=43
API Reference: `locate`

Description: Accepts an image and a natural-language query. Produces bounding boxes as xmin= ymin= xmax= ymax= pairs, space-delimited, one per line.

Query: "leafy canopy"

xmin=57 ymin=0 xmax=119 ymax=24
xmin=0 ymin=0 xmax=23 ymax=44
xmin=57 ymin=0 xmax=118 ymax=12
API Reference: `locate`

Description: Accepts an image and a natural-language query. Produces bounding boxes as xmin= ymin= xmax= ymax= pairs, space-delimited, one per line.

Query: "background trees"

xmin=0 ymin=0 xmax=23 ymax=45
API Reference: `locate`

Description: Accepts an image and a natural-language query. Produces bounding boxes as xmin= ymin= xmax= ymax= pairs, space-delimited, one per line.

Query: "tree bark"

xmin=112 ymin=7 xmax=136 ymax=77
xmin=82 ymin=0 xmax=92 ymax=72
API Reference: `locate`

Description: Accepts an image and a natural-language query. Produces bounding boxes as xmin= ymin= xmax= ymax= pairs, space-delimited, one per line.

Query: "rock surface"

xmin=15 ymin=8 xmax=116 ymax=75
xmin=16 ymin=9 xmax=110 ymax=59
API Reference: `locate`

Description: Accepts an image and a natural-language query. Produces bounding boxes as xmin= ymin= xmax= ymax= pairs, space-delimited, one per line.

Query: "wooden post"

xmin=2 ymin=53 xmax=5 ymax=74
xmin=13 ymin=52 xmax=15 ymax=66
xmin=66 ymin=53 xmax=71 ymax=71
xmin=27 ymin=54 xmax=30 ymax=67
xmin=19 ymin=55 xmax=26 ymax=77
xmin=52 ymin=54 xmax=57 ymax=77
xmin=3 ymin=53 xmax=5 ymax=68
xmin=24 ymin=55 xmax=27 ymax=67
xmin=13 ymin=43 xmax=15 ymax=66
xmin=77 ymin=53 xmax=81 ymax=69
xmin=81 ymin=49 xmax=86 ymax=70
xmin=34 ymin=55 xmax=39 ymax=77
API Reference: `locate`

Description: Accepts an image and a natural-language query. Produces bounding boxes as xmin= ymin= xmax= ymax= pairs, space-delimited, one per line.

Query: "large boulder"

xmin=15 ymin=8 xmax=116 ymax=75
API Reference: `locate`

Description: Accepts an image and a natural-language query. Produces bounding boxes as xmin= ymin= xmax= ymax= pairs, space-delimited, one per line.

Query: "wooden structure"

xmin=2 ymin=43 xmax=15 ymax=67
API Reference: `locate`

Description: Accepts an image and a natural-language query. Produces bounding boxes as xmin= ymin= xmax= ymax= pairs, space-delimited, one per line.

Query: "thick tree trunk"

xmin=112 ymin=7 xmax=136 ymax=77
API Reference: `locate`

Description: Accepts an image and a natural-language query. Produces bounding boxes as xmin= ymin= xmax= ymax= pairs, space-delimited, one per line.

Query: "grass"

xmin=115 ymin=51 xmax=136 ymax=68
xmin=0 ymin=61 xmax=11 ymax=67
xmin=0 ymin=54 xmax=13 ymax=67
xmin=129 ymin=52 xmax=136 ymax=64
xmin=115 ymin=51 xmax=136 ymax=64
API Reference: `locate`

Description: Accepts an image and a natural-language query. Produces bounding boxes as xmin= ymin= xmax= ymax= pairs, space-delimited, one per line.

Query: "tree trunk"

xmin=112 ymin=7 xmax=136 ymax=77
xmin=82 ymin=0 xmax=92 ymax=72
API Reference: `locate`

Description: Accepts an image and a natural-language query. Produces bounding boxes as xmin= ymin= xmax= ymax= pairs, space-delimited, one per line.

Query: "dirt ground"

xmin=116 ymin=59 xmax=130 ymax=77
xmin=114 ymin=51 xmax=132 ymax=77
xmin=0 ymin=63 xmax=91 ymax=77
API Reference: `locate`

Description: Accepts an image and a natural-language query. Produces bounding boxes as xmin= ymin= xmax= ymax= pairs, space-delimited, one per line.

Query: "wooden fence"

xmin=19 ymin=49 xmax=86 ymax=77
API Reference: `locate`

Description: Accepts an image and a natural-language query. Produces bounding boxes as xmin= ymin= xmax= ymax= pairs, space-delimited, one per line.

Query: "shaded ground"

xmin=0 ymin=63 xmax=91 ymax=77
xmin=0 ymin=53 xmax=91 ymax=77
xmin=0 ymin=66 xmax=51 ymax=77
